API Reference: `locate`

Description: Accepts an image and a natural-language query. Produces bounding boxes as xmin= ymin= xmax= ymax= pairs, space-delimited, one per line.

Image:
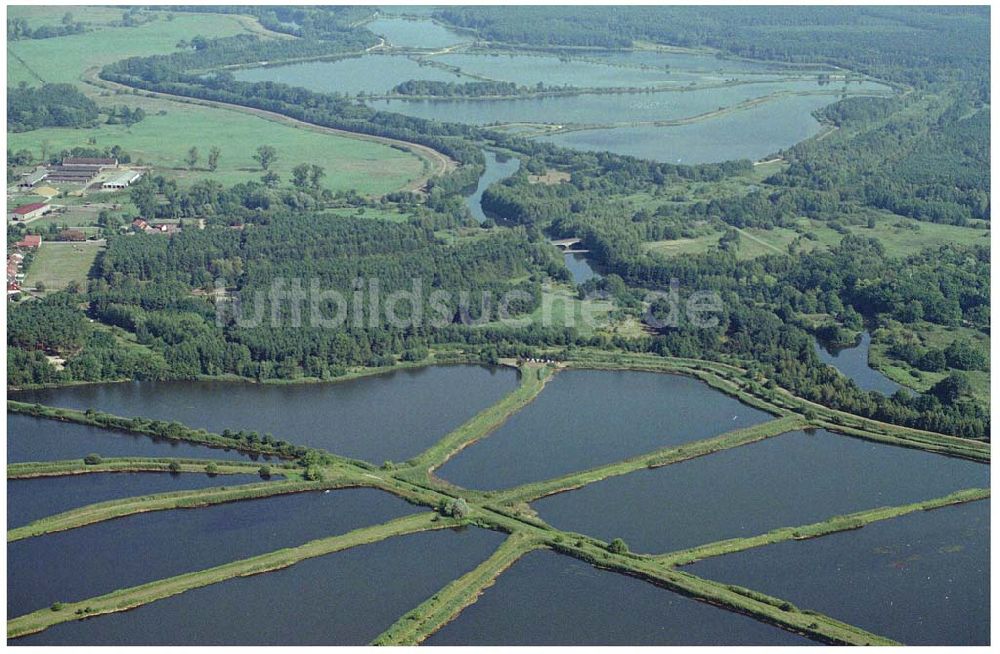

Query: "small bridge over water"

xmin=550 ymin=237 xmax=589 ymax=253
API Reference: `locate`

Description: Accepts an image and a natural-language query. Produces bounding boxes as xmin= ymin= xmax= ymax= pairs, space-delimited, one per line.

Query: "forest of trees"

xmin=6 ymin=7 xmax=990 ymax=441
xmin=7 ymin=83 xmax=100 ymax=132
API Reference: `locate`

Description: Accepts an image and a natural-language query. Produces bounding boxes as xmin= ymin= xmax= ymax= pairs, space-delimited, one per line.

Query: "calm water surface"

xmin=366 ymin=17 xmax=469 ymax=48
xmin=564 ymin=252 xmax=600 ymax=284
xmin=533 ymin=429 xmax=989 ymax=553
xmin=14 ymin=527 xmax=505 ymax=645
xmin=7 ymin=414 xmax=254 ymax=463
xmin=8 ymin=473 xmax=262 ymax=529
xmin=12 ymin=365 xmax=518 ymax=463
xmin=465 ymin=150 xmax=520 ymax=223
xmin=427 ymin=549 xmax=809 ymax=645
xmin=234 ymin=55 xmax=469 ymax=95
xmin=687 ymin=499 xmax=990 ymax=645
xmin=540 ymin=93 xmax=836 ymax=163
xmin=437 ymin=369 xmax=771 ymax=489
xmin=814 ymin=331 xmax=902 ymax=395
xmin=8 ymin=488 xmax=417 ymax=616
xmin=373 ymin=80 xmax=846 ymax=127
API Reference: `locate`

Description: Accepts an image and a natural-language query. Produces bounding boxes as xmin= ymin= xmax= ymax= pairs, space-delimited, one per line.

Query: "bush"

xmin=168 ymin=461 xmax=182 ymax=472
xmin=258 ymin=465 xmax=272 ymax=479
xmin=608 ymin=538 xmax=629 ymax=554
xmin=83 ymin=453 xmax=102 ymax=465
xmin=205 ymin=462 xmax=219 ymax=475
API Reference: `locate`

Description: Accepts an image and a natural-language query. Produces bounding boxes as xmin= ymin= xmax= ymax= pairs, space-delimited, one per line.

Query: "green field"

xmin=23 ymin=240 xmax=104 ymax=291
xmin=7 ymin=7 xmax=426 ymax=196
xmin=646 ymin=217 xmax=990 ymax=261
xmin=7 ymin=101 xmax=426 ymax=196
xmin=7 ymin=9 xmax=255 ymax=86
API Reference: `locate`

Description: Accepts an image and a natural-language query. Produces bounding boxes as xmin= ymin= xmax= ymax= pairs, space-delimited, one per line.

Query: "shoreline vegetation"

xmin=6 ymin=6 xmax=988 ymax=646
xmin=7 ymin=457 xmax=285 ymax=479
xmin=7 ymin=358 xmax=988 ymax=645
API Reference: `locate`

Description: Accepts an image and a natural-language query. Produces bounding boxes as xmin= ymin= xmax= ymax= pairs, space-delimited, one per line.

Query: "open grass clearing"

xmin=23 ymin=240 xmax=103 ymax=292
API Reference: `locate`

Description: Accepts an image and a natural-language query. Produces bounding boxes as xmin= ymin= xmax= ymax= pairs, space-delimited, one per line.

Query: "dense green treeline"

xmin=391 ymin=79 xmax=571 ymax=98
xmin=7 ymin=83 xmax=100 ymax=132
xmin=434 ymin=6 xmax=989 ymax=90
xmin=7 ymin=7 xmax=989 ymax=442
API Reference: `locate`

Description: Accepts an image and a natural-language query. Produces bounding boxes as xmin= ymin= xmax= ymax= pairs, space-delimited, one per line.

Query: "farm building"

xmin=45 ymin=165 xmax=101 ymax=184
xmin=16 ymin=234 xmax=42 ymax=249
xmin=102 ymin=170 xmax=144 ymax=189
xmin=19 ymin=167 xmax=49 ymax=188
xmin=9 ymin=203 xmax=51 ymax=221
xmin=62 ymin=157 xmax=117 ymax=168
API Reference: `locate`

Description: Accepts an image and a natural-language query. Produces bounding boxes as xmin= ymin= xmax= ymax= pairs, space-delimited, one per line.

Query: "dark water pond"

xmin=8 ymin=488 xmax=417 ymax=616
xmin=464 ymin=150 xmax=520 ymax=223
xmin=564 ymin=252 xmax=600 ymax=284
xmin=533 ymin=429 xmax=989 ymax=554
xmin=8 ymin=473 xmax=262 ymax=529
xmin=437 ymin=369 xmax=772 ymax=490
xmin=7 ymin=414 xmax=255 ymax=463
xmin=11 ymin=365 xmax=518 ymax=464
xmin=13 ymin=527 xmax=505 ymax=645
xmin=426 ymin=549 xmax=809 ymax=645
xmin=686 ymin=499 xmax=990 ymax=645
xmin=814 ymin=331 xmax=903 ymax=395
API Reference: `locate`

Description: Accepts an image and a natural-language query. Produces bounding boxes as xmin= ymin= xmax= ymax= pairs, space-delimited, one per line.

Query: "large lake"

xmin=371 ymin=80 xmax=866 ymax=127
xmin=8 ymin=488 xmax=417 ymax=616
xmin=426 ymin=549 xmax=809 ymax=645
xmin=231 ymin=45 xmax=891 ymax=163
xmin=436 ymin=369 xmax=772 ymax=489
xmin=11 ymin=365 xmax=518 ymax=464
xmin=532 ymin=429 xmax=989 ymax=553
xmin=686 ymin=499 xmax=990 ymax=645
xmin=14 ymin=527 xmax=505 ymax=645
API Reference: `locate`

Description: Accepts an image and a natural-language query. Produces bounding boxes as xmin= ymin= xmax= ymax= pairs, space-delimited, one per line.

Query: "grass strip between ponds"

xmin=658 ymin=487 xmax=991 ymax=566
xmin=7 ymin=479 xmax=353 ymax=542
xmin=372 ymin=532 xmax=543 ymax=645
xmin=407 ymin=363 xmax=555 ymax=472
xmin=8 ymin=457 xmax=283 ymax=479
xmin=559 ymin=349 xmax=990 ymax=462
xmin=7 ymin=512 xmax=453 ymax=641
xmin=550 ymin=545 xmax=899 ymax=645
xmin=494 ymin=415 xmax=805 ymax=504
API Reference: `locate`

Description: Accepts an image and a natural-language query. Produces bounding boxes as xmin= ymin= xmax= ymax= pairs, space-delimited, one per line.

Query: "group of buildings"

xmin=6 ymin=235 xmax=40 ymax=296
xmin=131 ymin=218 xmax=180 ymax=235
xmin=17 ymin=157 xmax=143 ymax=191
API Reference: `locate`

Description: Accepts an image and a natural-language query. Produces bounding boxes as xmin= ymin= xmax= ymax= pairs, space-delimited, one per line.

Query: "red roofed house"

xmin=16 ymin=234 xmax=42 ymax=249
xmin=8 ymin=203 xmax=51 ymax=221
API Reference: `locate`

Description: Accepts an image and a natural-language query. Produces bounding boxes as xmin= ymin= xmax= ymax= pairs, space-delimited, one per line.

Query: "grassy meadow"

xmin=23 ymin=240 xmax=104 ymax=291
xmin=7 ymin=6 xmax=425 ymax=196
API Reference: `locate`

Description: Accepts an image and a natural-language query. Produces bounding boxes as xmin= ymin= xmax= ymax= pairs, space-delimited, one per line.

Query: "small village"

xmin=6 ymin=155 xmax=179 ymax=300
